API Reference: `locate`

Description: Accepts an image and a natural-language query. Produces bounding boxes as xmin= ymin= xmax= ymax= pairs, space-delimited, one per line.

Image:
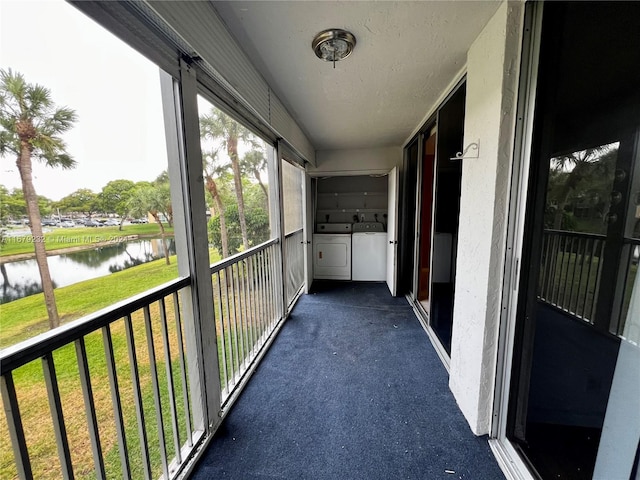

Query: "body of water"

xmin=0 ymin=237 xmax=176 ymax=303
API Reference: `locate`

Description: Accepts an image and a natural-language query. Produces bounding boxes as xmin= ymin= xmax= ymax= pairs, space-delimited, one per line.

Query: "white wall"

xmin=308 ymin=146 xmax=401 ymax=176
xmin=448 ymin=1 xmax=524 ymax=435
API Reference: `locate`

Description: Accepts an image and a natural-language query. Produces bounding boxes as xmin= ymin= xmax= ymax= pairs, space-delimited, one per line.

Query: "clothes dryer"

xmin=313 ymin=223 xmax=352 ymax=280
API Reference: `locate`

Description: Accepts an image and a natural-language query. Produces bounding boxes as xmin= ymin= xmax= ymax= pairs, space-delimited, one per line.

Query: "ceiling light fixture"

xmin=312 ymin=29 xmax=356 ymax=68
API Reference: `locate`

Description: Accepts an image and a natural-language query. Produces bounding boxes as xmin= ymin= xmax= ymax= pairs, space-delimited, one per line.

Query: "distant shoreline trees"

xmin=99 ymin=180 xmax=136 ymax=229
xmin=127 ymin=175 xmax=173 ymax=265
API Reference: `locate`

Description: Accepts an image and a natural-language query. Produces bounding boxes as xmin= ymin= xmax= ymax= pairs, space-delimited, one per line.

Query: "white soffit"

xmin=212 ymin=1 xmax=502 ymax=150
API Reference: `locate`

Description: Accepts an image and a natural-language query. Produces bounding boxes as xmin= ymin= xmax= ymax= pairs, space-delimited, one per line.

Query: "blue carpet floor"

xmin=191 ymin=282 xmax=504 ymax=480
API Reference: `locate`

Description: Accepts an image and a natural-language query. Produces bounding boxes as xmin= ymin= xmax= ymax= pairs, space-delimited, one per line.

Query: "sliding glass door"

xmin=398 ymin=80 xmax=465 ymax=357
xmin=508 ymin=3 xmax=640 ymax=478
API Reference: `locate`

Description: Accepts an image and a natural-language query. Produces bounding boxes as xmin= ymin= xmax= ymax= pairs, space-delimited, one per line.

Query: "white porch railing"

xmin=0 ymin=234 xmax=305 ymax=479
xmin=0 ymin=277 xmax=200 ymax=480
xmin=284 ymin=229 xmax=305 ymax=308
xmin=211 ymin=239 xmax=283 ymax=405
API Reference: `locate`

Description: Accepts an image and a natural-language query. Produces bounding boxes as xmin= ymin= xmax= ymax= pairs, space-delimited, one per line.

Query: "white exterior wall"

xmin=449 ymin=2 xmax=524 ymax=435
xmin=309 ymin=146 xmax=401 ymax=176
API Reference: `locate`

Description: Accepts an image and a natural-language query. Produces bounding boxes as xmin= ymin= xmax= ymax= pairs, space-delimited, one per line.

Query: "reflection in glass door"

xmin=398 ymin=139 xmax=419 ymax=296
xmin=417 ymin=130 xmax=436 ymax=311
xmin=539 ymin=142 xmax=619 ymax=323
xmin=430 ymin=82 xmax=465 ymax=355
xmin=508 ymin=3 xmax=640 ymax=479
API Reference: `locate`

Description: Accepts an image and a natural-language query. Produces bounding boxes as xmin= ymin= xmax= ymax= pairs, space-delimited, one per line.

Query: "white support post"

xmin=278 ymin=143 xmax=288 ymax=316
xmin=303 ymin=173 xmax=313 ymax=293
xmin=270 ymin=144 xmax=287 ymax=318
xmin=160 ymin=62 xmax=222 ymax=433
xmin=449 ymin=1 xmax=525 ymax=435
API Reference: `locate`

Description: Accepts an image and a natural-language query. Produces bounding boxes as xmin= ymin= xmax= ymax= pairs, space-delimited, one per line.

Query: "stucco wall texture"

xmin=449 ymin=1 xmax=524 ymax=435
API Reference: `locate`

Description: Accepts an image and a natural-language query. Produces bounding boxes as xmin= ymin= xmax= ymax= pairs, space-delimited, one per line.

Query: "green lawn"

xmin=0 ymin=245 xmax=287 ymax=480
xmin=0 ymin=255 xmax=183 ymax=478
xmin=0 ymin=224 xmax=174 ymax=257
xmin=0 ymin=294 xmax=190 ymax=479
xmin=0 ymin=249 xmax=227 ymax=479
xmin=0 ymin=246 xmax=289 ymax=480
xmin=0 ymin=255 xmax=179 ymax=347
xmin=0 ymin=246 xmax=226 ymax=348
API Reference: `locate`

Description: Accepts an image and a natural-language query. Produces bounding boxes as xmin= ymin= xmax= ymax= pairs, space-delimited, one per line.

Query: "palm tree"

xmin=241 ymin=149 xmax=269 ymax=208
xmin=202 ymin=149 xmax=230 ymax=258
xmin=200 ymin=109 xmax=259 ymax=250
xmin=154 ymin=171 xmax=174 ymax=227
xmin=0 ymin=69 xmax=77 ymax=329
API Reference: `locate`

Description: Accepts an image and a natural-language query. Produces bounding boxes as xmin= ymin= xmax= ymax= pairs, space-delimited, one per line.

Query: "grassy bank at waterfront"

xmin=0 ymin=254 xmax=180 ymax=348
xmin=0 ymin=247 xmax=222 ymax=348
xmin=0 ymin=248 xmax=222 ymax=480
xmin=0 ymin=223 xmax=174 ymax=258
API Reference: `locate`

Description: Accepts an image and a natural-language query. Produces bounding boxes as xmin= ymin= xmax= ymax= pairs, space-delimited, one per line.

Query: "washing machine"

xmin=313 ymin=223 xmax=352 ymax=280
xmin=352 ymin=222 xmax=387 ymax=281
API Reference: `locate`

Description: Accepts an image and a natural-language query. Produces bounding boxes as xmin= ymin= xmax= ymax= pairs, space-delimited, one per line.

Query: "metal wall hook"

xmin=450 ymin=140 xmax=480 ymax=160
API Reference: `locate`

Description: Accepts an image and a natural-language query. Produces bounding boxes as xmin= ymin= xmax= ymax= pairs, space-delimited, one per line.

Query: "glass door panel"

xmin=398 ymin=139 xmax=419 ymax=296
xmin=430 ymin=83 xmax=465 ymax=355
xmin=508 ymin=2 xmax=640 ymax=479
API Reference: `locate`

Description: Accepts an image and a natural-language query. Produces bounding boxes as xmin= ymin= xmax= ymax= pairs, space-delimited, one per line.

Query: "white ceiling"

xmin=212 ymin=1 xmax=501 ymax=151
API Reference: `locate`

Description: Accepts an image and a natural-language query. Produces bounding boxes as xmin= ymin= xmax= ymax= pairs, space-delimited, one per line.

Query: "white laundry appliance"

xmin=352 ymin=222 xmax=387 ymax=281
xmin=313 ymin=223 xmax=352 ymax=280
